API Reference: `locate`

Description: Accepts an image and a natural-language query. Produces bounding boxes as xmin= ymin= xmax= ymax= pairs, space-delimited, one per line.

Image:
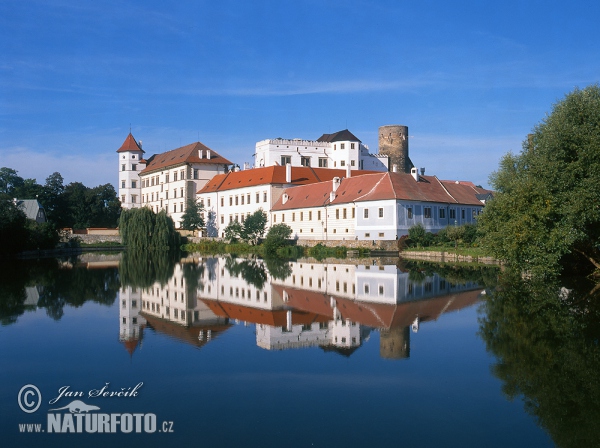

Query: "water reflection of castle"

xmin=119 ymin=258 xmax=483 ymax=359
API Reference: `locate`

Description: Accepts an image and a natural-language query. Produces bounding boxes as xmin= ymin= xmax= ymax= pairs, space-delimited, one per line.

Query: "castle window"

xmin=379 ymin=208 xmax=384 ymax=218
xmin=121 ymin=164 xmax=126 ymax=171
xmin=256 ymin=192 xmax=260 ymax=203
xmin=424 ymin=207 xmax=432 ymax=219
xmin=173 ymin=172 xmax=177 ymax=181
xmin=131 ymin=195 xmax=137 ymax=203
xmin=407 ymin=207 xmax=413 ymax=219
xmin=132 ymin=164 xmax=137 ymax=171
xmin=340 ymin=143 xmax=345 ymax=149
xmin=439 ymin=208 xmax=446 ymax=219
xmin=318 ymin=158 xmax=328 ymax=167
xmin=165 ymin=174 xmax=169 ymax=183
xmin=131 ymin=181 xmax=136 ymax=188
xmin=351 ymin=160 xmax=355 ymax=166
xmin=121 ymin=180 xmax=125 ymax=188
xmin=449 ymin=208 xmax=456 ymax=220
xmin=340 ymin=160 xmax=346 ymax=167
xmin=301 ymin=156 xmax=311 ymax=167
xmin=351 ymin=143 xmax=355 ymax=149
xmin=364 ymin=209 xmax=369 ymax=219
xmin=281 ymin=156 xmax=291 ymax=165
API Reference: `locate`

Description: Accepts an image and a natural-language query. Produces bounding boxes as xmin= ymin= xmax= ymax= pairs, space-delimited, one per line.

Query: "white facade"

xmin=254 ymin=135 xmax=389 ymax=171
xmin=140 ymin=162 xmax=226 ymax=228
xmin=117 ymin=135 xmax=145 ymax=210
xmin=198 ymin=185 xmax=278 ymax=238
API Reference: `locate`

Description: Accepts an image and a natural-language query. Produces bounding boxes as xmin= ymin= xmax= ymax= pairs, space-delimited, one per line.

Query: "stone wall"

xmin=295 ymin=239 xmax=399 ymax=251
xmin=77 ymin=234 xmax=122 ymax=244
xmin=400 ymin=250 xmax=501 ymax=265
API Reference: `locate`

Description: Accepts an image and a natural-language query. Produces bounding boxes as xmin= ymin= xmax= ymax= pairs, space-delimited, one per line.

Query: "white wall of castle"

xmin=117 ymin=150 xmax=145 ymax=209
xmin=254 ymin=138 xmax=388 ymax=171
xmin=119 ymin=286 xmax=145 ymax=341
xmin=198 ymin=184 xmax=283 ymax=238
xmin=139 ymin=162 xmax=226 ymax=228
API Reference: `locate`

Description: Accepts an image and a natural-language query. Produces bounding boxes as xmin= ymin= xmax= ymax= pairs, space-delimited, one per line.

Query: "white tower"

xmin=117 ymin=133 xmax=145 ymax=209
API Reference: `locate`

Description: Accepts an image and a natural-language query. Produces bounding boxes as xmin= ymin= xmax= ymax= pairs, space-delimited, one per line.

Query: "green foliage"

xmin=0 ymin=199 xmax=28 ymax=258
xmin=408 ymin=223 xmax=426 ymax=246
xmin=119 ymin=207 xmax=180 ymax=250
xmin=306 ymin=243 xmax=348 ymax=260
xmin=181 ymin=199 xmax=205 ymax=231
xmin=24 ymin=221 xmax=60 ymax=250
xmin=224 ymin=256 xmax=267 ymax=289
xmin=223 ymin=221 xmax=243 ymax=243
xmin=479 ymin=85 xmax=600 ymax=277
xmin=263 ymin=223 xmax=292 ymax=256
xmin=240 ymin=209 xmax=268 ymax=245
xmin=479 ymin=272 xmax=600 ymax=447
xmin=0 ymin=167 xmax=121 ymax=229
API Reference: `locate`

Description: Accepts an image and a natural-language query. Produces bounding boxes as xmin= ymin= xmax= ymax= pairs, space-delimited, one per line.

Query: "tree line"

xmin=0 ymin=168 xmax=121 ymax=229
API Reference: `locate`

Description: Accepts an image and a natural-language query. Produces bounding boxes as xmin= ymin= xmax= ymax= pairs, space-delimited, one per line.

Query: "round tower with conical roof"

xmin=117 ymin=133 xmax=145 ymax=209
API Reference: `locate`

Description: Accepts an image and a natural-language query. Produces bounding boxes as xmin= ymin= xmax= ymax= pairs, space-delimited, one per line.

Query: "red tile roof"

xmin=116 ymin=133 xmax=144 ymax=153
xmin=141 ymin=312 xmax=232 ymax=348
xmin=140 ymin=142 xmax=232 ymax=175
xmin=272 ymin=172 xmax=488 ymax=211
xmin=197 ymin=166 xmax=378 ymax=194
xmin=439 ymin=180 xmax=494 ymax=206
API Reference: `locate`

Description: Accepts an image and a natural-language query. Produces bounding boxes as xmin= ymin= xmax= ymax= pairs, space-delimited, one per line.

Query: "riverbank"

xmin=400 ymin=250 xmax=501 ymax=265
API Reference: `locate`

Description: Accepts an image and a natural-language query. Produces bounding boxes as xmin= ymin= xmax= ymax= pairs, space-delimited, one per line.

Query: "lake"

xmin=1 ymin=252 xmax=597 ymax=447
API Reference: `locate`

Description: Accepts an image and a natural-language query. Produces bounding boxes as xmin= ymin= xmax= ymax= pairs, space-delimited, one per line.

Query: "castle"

xmin=117 ymin=125 xmax=492 ymax=238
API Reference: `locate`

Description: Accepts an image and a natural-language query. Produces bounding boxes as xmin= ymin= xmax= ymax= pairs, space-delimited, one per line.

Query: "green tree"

xmin=0 ymin=167 xmax=24 ymax=199
xmin=223 ymin=220 xmax=242 ymax=243
xmin=408 ymin=223 xmax=426 ymax=247
xmin=119 ymin=207 xmax=179 ymax=250
xmin=479 ymin=85 xmax=600 ymax=277
xmin=0 ymin=199 xmax=28 ymax=258
xmin=263 ymin=223 xmax=292 ymax=256
xmin=181 ymin=199 xmax=205 ymax=231
xmin=241 ymin=209 xmax=267 ymax=245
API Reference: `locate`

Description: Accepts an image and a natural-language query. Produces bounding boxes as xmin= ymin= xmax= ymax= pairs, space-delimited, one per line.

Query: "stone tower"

xmin=378 ymin=125 xmax=412 ymax=173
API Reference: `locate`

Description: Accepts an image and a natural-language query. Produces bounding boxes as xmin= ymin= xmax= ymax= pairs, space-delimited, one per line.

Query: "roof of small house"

xmin=140 ymin=142 xmax=232 ymax=175
xmin=272 ymin=172 xmax=490 ymax=211
xmin=116 ymin=133 xmax=145 ymax=153
xmin=197 ymin=166 xmax=378 ymax=194
xmin=316 ymin=129 xmax=361 ymax=143
xmin=16 ymin=199 xmax=45 ymax=221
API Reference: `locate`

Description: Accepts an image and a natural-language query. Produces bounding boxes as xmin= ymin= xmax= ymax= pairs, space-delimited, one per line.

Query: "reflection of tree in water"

xmin=479 ymin=271 xmax=600 ymax=447
xmin=182 ymin=262 xmax=204 ymax=298
xmin=119 ymin=250 xmax=179 ymax=288
xmin=224 ymin=256 xmax=268 ymax=289
xmin=404 ymin=260 xmax=499 ymax=289
xmin=264 ymin=258 xmax=292 ymax=281
xmin=0 ymin=259 xmax=120 ymax=323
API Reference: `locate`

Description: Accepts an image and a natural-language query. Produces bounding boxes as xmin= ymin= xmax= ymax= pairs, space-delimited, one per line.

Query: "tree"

xmin=263 ymin=223 xmax=292 ymax=256
xmin=0 ymin=199 xmax=28 ymax=257
xmin=0 ymin=167 xmax=24 ymax=199
xmin=223 ymin=221 xmax=242 ymax=243
xmin=181 ymin=199 xmax=205 ymax=232
xmin=241 ymin=209 xmax=267 ymax=245
xmin=479 ymin=85 xmax=600 ymax=277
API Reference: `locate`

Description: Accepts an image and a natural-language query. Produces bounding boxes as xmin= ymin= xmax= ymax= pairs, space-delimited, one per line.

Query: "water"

xmin=2 ymin=253 xmax=596 ymax=447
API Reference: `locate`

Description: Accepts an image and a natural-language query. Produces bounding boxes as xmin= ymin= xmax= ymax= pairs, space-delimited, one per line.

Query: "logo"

xmin=48 ymin=400 xmax=100 ymax=413
xmin=16 ymin=382 xmax=174 ymax=435
xmin=18 ymin=384 xmax=42 ymax=414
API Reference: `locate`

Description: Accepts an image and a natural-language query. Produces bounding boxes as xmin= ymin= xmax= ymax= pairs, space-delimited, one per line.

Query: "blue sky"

xmin=1 ymin=0 xmax=598 ymax=189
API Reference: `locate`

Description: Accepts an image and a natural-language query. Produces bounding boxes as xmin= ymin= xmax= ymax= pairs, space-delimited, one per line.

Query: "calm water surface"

xmin=1 ymin=253 xmax=597 ymax=447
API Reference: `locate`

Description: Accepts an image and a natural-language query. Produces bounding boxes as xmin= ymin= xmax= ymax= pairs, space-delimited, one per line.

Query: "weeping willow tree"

xmin=119 ymin=208 xmax=180 ymax=250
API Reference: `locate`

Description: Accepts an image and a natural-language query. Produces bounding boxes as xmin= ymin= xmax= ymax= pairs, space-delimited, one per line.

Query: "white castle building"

xmin=254 ymin=129 xmax=389 ymax=171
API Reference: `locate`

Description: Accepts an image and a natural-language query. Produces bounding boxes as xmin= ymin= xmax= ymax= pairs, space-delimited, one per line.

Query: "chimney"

xmin=286 ymin=163 xmax=292 ymax=183
xmin=346 ymin=164 xmax=351 ymax=178
xmin=330 ymin=177 xmax=341 ymax=202
xmin=411 ymin=167 xmax=419 ymax=181
xmin=139 ymin=140 xmax=142 ymax=149
xmin=392 ymin=164 xmax=398 ymax=173
xmin=207 ymin=150 xmax=211 ymax=159
xmin=420 ymin=167 xmax=425 ymax=176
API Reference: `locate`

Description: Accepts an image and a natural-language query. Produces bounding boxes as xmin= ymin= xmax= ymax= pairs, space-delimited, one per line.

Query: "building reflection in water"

xmin=119 ymin=257 xmax=484 ymax=359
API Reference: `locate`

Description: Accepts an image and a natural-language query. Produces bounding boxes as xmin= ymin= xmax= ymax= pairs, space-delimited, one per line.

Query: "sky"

xmin=1 ymin=0 xmax=599 ymax=190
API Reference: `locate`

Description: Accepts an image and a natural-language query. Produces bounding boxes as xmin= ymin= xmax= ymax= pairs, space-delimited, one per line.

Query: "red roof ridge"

xmin=434 ymin=176 xmax=459 ymax=203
